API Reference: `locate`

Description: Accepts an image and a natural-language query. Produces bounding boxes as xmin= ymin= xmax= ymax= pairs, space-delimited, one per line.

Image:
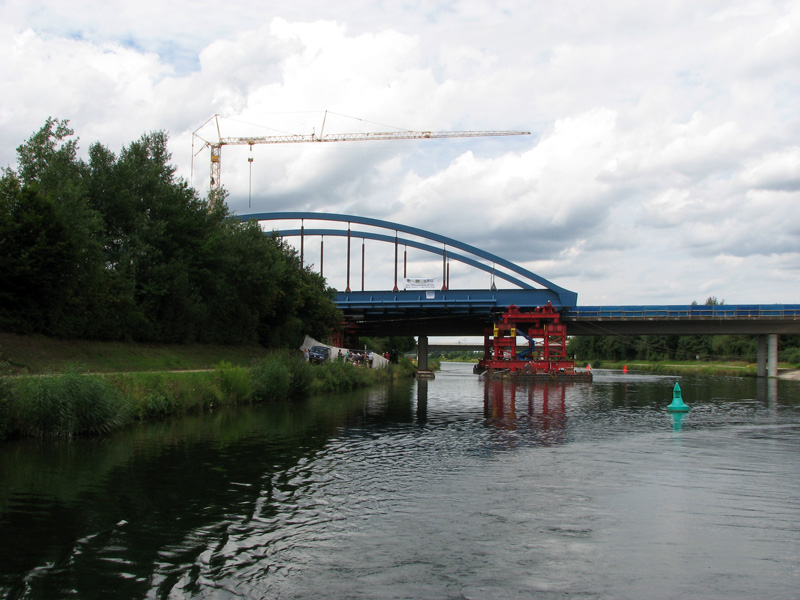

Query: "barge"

xmin=473 ymin=303 xmax=592 ymax=381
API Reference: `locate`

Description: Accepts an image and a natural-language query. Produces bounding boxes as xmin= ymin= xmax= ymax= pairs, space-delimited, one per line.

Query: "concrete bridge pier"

xmin=757 ymin=334 xmax=779 ymax=378
xmin=416 ymin=335 xmax=435 ymax=378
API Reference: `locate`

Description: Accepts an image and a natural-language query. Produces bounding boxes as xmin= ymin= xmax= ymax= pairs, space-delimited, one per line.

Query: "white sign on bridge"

xmin=403 ymin=277 xmax=439 ymax=290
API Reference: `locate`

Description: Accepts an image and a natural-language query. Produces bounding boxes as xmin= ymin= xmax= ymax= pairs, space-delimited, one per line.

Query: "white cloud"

xmin=2 ymin=0 xmax=799 ymax=306
xmin=740 ymin=147 xmax=800 ymax=191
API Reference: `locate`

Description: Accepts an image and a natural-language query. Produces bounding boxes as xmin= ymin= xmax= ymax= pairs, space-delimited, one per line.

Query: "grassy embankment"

xmin=435 ymin=353 xmax=798 ymax=377
xmin=0 ymin=332 xmax=418 ymax=441
xmin=582 ymin=358 xmax=798 ymax=377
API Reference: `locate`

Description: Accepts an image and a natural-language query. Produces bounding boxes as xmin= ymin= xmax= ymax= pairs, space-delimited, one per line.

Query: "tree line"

xmin=0 ymin=118 xmax=340 ymax=346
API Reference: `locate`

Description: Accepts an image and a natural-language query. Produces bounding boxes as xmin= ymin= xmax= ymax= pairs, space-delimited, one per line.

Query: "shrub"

xmin=783 ymin=346 xmax=800 ymax=366
xmin=8 ymin=370 xmax=129 ymax=437
xmin=139 ymin=392 xmax=173 ymax=420
xmin=250 ymin=355 xmax=291 ymax=403
xmin=0 ymin=378 xmax=12 ymax=440
xmin=283 ymin=355 xmax=314 ymax=400
xmin=214 ymin=361 xmax=253 ymax=403
xmin=117 ymin=371 xmax=217 ymax=419
xmin=311 ymin=359 xmax=372 ymax=393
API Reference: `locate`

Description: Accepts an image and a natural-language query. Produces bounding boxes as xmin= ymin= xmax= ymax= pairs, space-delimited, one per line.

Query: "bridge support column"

xmin=768 ymin=333 xmax=778 ymax=378
xmin=416 ymin=335 xmax=434 ymax=378
xmin=757 ymin=334 xmax=779 ymax=378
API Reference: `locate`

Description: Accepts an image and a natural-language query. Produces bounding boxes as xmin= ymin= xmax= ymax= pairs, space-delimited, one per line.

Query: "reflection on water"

xmin=1 ymin=364 xmax=799 ymax=599
xmin=483 ymin=378 xmax=568 ymax=442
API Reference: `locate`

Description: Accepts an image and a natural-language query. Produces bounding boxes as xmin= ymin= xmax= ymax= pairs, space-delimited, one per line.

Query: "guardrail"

xmin=566 ymin=305 xmax=800 ymax=319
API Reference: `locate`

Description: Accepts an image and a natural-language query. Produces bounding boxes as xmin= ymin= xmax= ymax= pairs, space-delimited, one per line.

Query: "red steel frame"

xmin=477 ymin=303 xmax=576 ymax=374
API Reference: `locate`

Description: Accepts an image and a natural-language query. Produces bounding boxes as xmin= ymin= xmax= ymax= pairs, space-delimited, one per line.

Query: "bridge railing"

xmin=567 ymin=305 xmax=800 ymax=319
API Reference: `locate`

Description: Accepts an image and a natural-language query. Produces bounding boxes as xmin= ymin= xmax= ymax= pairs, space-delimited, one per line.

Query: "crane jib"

xmin=218 ymin=130 xmax=530 ymax=145
xmin=201 ymin=121 xmax=530 ymax=195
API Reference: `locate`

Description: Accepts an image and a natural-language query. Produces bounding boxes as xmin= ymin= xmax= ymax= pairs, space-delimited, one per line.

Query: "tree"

xmin=15 ymin=118 xmax=83 ymax=194
xmin=2 ymin=119 xmax=342 ymax=346
xmin=9 ymin=119 xmax=111 ymax=337
xmin=0 ymin=175 xmax=71 ymax=331
xmin=360 ymin=336 xmax=417 ymax=354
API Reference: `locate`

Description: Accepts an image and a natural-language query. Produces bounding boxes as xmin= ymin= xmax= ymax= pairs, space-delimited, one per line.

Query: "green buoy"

xmin=667 ymin=381 xmax=690 ymax=412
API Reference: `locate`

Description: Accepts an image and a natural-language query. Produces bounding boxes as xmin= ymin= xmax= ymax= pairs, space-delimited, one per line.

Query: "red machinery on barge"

xmin=474 ymin=303 xmax=591 ymax=380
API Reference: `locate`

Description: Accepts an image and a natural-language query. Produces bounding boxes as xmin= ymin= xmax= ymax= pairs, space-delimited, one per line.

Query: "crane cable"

xmin=248 ymin=145 xmax=254 ymax=208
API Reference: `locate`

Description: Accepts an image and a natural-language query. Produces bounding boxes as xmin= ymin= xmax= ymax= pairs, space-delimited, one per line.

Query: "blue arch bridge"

xmin=240 ymin=212 xmax=800 ymax=378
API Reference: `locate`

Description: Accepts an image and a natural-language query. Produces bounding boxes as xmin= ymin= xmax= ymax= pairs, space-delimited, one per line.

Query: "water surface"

xmin=1 ymin=364 xmax=799 ymax=599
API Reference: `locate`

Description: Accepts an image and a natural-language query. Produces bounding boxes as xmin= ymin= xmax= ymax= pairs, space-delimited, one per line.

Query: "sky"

xmin=2 ymin=0 xmax=799 ymax=306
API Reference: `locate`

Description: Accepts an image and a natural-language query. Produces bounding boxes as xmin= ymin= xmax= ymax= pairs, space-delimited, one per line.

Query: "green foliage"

xmin=430 ymin=350 xmax=482 ymax=362
xmin=2 ymin=119 xmax=341 ymax=345
xmin=249 ymin=353 xmax=314 ymax=402
xmin=250 ymin=355 xmax=291 ymax=402
xmin=0 ymin=176 xmax=104 ymax=335
xmin=360 ymin=336 xmax=416 ymax=354
xmin=5 ymin=370 xmax=129 ymax=437
xmin=284 ymin=355 xmax=315 ymax=400
xmin=394 ymin=356 xmax=420 ymax=377
xmin=139 ymin=393 xmax=174 ymax=420
xmin=311 ymin=359 xmax=375 ymax=393
xmin=783 ymin=346 xmax=800 ymax=365
xmin=570 ymin=332 xmax=795 ymax=364
xmin=111 ymin=371 xmax=219 ymax=420
xmin=214 ymin=361 xmax=253 ymax=403
xmin=0 ymin=349 xmax=410 ymax=440
xmin=0 ymin=378 xmax=12 ymax=441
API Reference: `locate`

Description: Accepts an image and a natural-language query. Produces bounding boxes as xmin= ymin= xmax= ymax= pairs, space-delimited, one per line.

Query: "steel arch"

xmin=237 ymin=211 xmax=578 ymax=306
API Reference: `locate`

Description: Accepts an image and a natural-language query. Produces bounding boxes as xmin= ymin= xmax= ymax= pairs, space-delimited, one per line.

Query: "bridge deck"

xmin=570 ymin=305 xmax=800 ymax=319
xmin=336 ymin=290 xmax=800 ymax=336
xmin=565 ymin=305 xmax=800 ymax=336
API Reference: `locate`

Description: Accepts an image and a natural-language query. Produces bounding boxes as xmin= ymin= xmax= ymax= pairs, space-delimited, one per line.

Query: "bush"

xmin=139 ymin=392 xmax=174 ymax=420
xmin=284 ymin=355 xmax=314 ymax=400
xmin=783 ymin=346 xmax=800 ymax=366
xmin=0 ymin=350 xmax=407 ymax=441
xmin=250 ymin=355 xmax=291 ymax=403
xmin=7 ymin=370 xmax=129 ymax=437
xmin=115 ymin=371 xmax=217 ymax=419
xmin=214 ymin=361 xmax=253 ymax=403
xmin=0 ymin=378 xmax=12 ymax=441
xmin=311 ymin=359 xmax=372 ymax=393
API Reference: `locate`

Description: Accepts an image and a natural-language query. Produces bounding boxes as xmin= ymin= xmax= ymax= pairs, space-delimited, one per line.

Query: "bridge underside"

xmin=564 ymin=320 xmax=800 ymax=336
xmin=337 ymin=289 xmax=564 ymax=336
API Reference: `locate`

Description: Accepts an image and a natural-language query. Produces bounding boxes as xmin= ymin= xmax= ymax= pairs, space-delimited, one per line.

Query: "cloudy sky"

xmin=2 ymin=0 xmax=798 ymax=306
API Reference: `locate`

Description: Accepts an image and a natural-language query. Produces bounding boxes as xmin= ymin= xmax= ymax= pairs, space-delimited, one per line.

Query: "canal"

xmin=1 ymin=363 xmax=799 ymax=599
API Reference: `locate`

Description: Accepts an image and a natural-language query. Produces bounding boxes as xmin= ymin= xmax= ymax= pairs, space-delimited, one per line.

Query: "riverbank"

xmin=0 ymin=331 xmax=272 ymax=375
xmin=0 ymin=357 xmax=417 ymax=440
xmin=0 ymin=333 xmax=420 ymax=441
xmin=584 ymin=359 xmax=800 ymax=379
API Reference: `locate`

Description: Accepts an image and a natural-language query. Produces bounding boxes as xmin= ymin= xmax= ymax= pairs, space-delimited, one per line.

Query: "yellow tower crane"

xmin=192 ymin=112 xmax=530 ymax=200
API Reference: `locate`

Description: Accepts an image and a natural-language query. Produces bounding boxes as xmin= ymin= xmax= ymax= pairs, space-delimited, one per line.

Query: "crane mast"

xmin=193 ymin=113 xmax=530 ymax=198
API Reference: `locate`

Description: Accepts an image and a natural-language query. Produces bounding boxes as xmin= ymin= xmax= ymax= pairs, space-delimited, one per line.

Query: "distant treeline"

xmin=0 ymin=118 xmax=340 ymax=346
xmin=570 ymin=333 xmax=743 ymax=362
xmin=569 ymin=333 xmax=800 ymax=364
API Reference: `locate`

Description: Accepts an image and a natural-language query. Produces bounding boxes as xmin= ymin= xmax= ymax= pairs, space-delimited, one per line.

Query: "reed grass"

xmin=0 ymin=356 xmax=417 ymax=440
xmin=2 ymin=369 xmax=130 ymax=437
